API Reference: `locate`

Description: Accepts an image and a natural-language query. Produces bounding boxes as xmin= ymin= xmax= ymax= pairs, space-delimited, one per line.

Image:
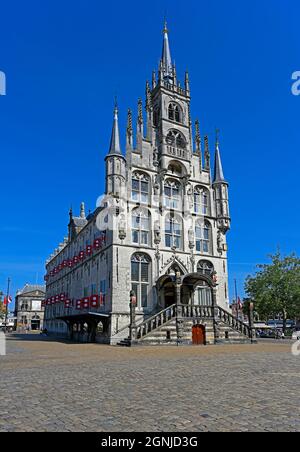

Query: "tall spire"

xmin=161 ymin=20 xmax=173 ymax=79
xmin=108 ymin=100 xmax=122 ymax=155
xmin=213 ymin=130 xmax=227 ymax=184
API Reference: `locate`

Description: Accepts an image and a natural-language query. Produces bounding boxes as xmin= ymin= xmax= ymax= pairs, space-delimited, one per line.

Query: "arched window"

xmin=131 ymin=253 xmax=151 ymax=309
xmin=197 ymin=260 xmax=214 ymax=276
xmin=132 ymin=208 xmax=151 ymax=246
xmin=165 ymin=214 xmax=183 ymax=249
xmin=166 ymin=130 xmax=186 ymax=149
xmin=168 ymin=103 xmax=181 ymax=123
xmin=194 ymin=186 xmax=210 ymax=215
xmin=164 ymin=179 xmax=181 ymax=209
xmin=131 ymin=172 xmax=150 ymax=203
xmin=195 ymin=220 xmax=212 ymax=253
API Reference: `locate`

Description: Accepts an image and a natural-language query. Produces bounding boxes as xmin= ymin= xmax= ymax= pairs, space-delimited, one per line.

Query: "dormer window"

xmin=168 ymin=103 xmax=181 ymax=123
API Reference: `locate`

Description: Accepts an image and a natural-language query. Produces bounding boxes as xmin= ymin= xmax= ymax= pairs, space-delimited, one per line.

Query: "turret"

xmin=213 ymin=131 xmax=231 ymax=233
xmin=105 ymin=102 xmax=126 ymax=198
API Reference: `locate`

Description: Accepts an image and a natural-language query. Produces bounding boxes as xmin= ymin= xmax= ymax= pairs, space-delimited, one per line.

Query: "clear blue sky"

xmin=0 ymin=0 xmax=299 ymax=305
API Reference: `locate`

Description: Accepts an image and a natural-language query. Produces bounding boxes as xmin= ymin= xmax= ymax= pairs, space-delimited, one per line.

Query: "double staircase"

xmin=118 ymin=304 xmax=254 ymax=346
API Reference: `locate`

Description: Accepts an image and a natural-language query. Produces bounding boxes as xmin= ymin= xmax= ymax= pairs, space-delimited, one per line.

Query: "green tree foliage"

xmin=245 ymin=252 xmax=300 ymax=332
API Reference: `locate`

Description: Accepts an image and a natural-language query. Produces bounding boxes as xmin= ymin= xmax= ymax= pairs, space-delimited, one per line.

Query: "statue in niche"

xmin=154 ymin=220 xmax=161 ymax=244
xmin=153 ymin=175 xmax=160 ymax=196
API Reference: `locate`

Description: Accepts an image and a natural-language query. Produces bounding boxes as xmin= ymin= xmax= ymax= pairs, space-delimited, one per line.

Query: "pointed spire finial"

xmin=138 ymin=98 xmax=143 ymax=125
xmin=163 ymin=19 xmax=168 ymax=34
xmin=108 ymin=100 xmax=122 ymax=155
xmin=195 ymin=120 xmax=201 ymax=153
xmin=127 ymin=108 xmax=133 ymax=136
xmin=213 ymin=130 xmax=227 ymax=184
xmin=185 ymin=70 xmax=190 ymax=93
xmin=69 ymin=206 xmax=73 ymax=221
xmin=145 ymin=81 xmax=153 ymax=112
xmin=126 ymin=108 xmax=133 ymax=150
xmin=204 ymin=136 xmax=210 ymax=170
xmin=161 ymin=19 xmax=173 ymax=80
xmin=216 ymin=128 xmax=220 ymax=146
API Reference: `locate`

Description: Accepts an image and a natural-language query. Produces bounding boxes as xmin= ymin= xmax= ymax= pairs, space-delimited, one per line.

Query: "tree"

xmin=245 ymin=252 xmax=300 ymax=333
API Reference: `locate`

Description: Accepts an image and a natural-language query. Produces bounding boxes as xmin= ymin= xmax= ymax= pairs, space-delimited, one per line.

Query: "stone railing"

xmin=217 ymin=306 xmax=252 ymax=339
xmin=181 ymin=305 xmax=214 ymax=319
xmin=134 ymin=304 xmax=177 ymax=340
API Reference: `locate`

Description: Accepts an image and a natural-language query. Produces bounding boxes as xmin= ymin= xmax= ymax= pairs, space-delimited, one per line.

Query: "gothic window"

xmin=165 ymin=214 xmax=183 ymax=249
xmin=197 ymin=260 xmax=214 ymax=276
xmin=164 ymin=179 xmax=181 ymax=209
xmin=166 ymin=130 xmax=186 ymax=149
xmin=194 ymin=186 xmax=210 ymax=215
xmin=132 ymin=208 xmax=151 ymax=246
xmin=131 ymin=253 xmax=151 ymax=309
xmin=195 ymin=220 xmax=212 ymax=254
xmin=168 ymin=103 xmax=181 ymax=123
xmin=131 ymin=172 xmax=150 ymax=203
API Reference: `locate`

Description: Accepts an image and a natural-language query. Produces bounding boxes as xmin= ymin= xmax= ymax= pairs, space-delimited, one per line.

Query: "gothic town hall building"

xmin=44 ymin=24 xmax=253 ymax=345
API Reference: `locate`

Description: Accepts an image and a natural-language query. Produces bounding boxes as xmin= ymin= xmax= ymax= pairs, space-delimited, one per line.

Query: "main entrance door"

xmin=192 ymin=325 xmax=206 ymax=345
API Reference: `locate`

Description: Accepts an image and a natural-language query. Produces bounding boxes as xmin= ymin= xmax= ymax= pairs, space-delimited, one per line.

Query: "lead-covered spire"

xmin=213 ymin=131 xmax=227 ymax=184
xmin=161 ymin=21 xmax=173 ymax=80
xmin=108 ymin=101 xmax=122 ymax=155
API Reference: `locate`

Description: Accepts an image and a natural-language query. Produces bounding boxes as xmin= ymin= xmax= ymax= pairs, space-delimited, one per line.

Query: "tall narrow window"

xmin=195 ymin=221 xmax=211 ymax=253
xmin=131 ymin=254 xmax=151 ymax=309
xmin=131 ymin=172 xmax=150 ymax=203
xmin=132 ymin=208 xmax=151 ymax=246
xmin=168 ymin=103 xmax=181 ymax=123
xmin=194 ymin=187 xmax=210 ymax=215
xmin=165 ymin=214 xmax=183 ymax=249
xmin=164 ymin=179 xmax=181 ymax=209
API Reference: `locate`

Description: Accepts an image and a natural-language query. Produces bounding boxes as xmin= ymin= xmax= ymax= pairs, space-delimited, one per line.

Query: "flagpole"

xmin=4 ymin=277 xmax=11 ymax=334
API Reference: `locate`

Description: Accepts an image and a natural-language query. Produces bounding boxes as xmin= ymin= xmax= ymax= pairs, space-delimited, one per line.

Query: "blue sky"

xmin=0 ymin=0 xmax=299 ymax=305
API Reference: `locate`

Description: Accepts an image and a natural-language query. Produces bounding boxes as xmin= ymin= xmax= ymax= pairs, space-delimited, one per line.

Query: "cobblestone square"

xmin=0 ymin=334 xmax=299 ymax=432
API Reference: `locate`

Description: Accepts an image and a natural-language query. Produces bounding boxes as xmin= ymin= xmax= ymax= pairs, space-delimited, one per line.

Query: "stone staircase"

xmin=118 ymin=304 xmax=254 ymax=346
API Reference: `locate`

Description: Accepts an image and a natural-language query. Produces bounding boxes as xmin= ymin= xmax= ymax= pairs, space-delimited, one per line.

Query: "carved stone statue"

xmin=154 ymin=220 xmax=161 ymax=244
xmin=188 ymin=227 xmax=195 ymax=249
xmin=153 ymin=175 xmax=160 ymax=196
xmin=217 ymin=230 xmax=224 ymax=252
xmin=118 ymin=215 xmax=127 ymax=241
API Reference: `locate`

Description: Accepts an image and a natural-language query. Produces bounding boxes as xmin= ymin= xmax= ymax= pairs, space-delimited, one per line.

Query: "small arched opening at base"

xmin=192 ymin=324 xmax=206 ymax=345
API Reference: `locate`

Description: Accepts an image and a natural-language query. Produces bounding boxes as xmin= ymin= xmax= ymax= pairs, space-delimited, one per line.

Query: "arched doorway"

xmin=192 ymin=325 xmax=206 ymax=345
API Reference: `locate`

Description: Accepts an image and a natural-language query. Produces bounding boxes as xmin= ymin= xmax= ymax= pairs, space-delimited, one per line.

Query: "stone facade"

xmin=15 ymin=285 xmax=45 ymax=331
xmin=44 ymin=23 xmax=242 ymax=345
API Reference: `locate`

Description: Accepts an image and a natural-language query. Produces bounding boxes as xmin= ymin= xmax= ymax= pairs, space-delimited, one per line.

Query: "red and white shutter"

xmin=90 ymin=295 xmax=99 ymax=308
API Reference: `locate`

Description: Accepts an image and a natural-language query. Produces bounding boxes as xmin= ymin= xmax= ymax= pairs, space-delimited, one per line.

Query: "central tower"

xmin=152 ymin=21 xmax=193 ymax=176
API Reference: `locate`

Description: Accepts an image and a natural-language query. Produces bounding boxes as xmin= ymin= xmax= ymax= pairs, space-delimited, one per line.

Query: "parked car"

xmin=292 ymin=331 xmax=300 ymax=341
